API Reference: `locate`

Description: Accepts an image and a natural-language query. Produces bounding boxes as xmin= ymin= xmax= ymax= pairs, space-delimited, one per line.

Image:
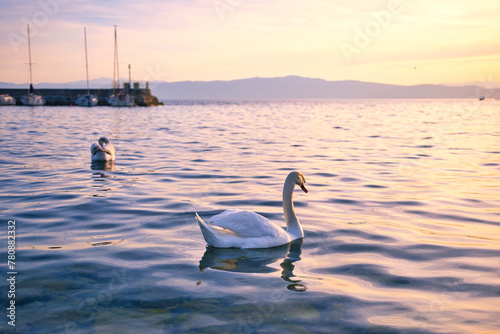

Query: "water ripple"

xmin=1 ymin=100 xmax=500 ymax=333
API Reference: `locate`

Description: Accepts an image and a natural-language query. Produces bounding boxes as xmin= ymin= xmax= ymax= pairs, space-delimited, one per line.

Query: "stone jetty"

xmin=0 ymin=82 xmax=162 ymax=106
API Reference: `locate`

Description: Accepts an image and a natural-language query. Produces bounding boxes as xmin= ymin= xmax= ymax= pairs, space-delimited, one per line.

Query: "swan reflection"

xmin=91 ymin=160 xmax=115 ymax=171
xmin=90 ymin=161 xmax=116 ymax=196
xmin=199 ymin=239 xmax=306 ymax=291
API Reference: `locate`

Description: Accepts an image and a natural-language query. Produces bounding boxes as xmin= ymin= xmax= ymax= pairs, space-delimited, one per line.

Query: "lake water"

xmin=1 ymin=99 xmax=499 ymax=333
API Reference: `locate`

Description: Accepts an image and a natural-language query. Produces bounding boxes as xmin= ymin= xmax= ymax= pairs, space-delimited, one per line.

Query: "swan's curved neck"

xmin=283 ymin=175 xmax=303 ymax=239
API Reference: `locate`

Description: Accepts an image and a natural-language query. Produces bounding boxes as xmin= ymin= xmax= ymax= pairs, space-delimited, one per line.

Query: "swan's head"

xmin=98 ymin=137 xmax=110 ymax=146
xmin=291 ymin=171 xmax=308 ymax=193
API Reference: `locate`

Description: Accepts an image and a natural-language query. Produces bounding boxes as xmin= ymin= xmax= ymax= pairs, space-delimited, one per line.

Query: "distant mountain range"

xmin=0 ymin=77 xmax=113 ymax=89
xmin=2 ymin=76 xmax=498 ymax=99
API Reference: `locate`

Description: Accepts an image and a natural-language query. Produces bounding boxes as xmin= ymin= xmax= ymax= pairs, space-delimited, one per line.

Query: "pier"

xmin=0 ymin=82 xmax=162 ymax=106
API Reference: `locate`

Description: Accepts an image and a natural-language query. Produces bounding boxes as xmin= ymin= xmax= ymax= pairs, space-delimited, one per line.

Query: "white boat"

xmin=21 ymin=87 xmax=45 ymax=106
xmin=21 ymin=24 xmax=45 ymax=107
xmin=21 ymin=94 xmax=45 ymax=106
xmin=76 ymin=27 xmax=98 ymax=107
xmin=0 ymin=94 xmax=16 ymax=105
xmin=76 ymin=94 xmax=98 ymax=107
xmin=108 ymin=92 xmax=134 ymax=107
xmin=108 ymin=26 xmax=134 ymax=107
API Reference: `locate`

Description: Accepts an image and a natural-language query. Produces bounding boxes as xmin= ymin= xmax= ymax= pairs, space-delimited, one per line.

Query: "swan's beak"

xmin=300 ymin=184 xmax=308 ymax=193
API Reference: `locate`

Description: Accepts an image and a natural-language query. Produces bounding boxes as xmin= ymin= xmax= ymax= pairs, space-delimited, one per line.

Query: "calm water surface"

xmin=1 ymin=99 xmax=499 ymax=333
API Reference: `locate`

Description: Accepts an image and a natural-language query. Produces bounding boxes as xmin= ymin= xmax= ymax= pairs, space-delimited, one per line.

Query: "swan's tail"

xmin=195 ymin=213 xmax=217 ymax=246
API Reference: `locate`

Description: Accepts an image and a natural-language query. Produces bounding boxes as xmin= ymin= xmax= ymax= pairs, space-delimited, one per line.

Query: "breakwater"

xmin=0 ymin=83 xmax=161 ymax=106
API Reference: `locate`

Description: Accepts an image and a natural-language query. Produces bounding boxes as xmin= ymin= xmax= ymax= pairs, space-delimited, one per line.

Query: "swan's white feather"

xmin=207 ymin=209 xmax=285 ymax=238
xmin=196 ymin=212 xmax=291 ymax=248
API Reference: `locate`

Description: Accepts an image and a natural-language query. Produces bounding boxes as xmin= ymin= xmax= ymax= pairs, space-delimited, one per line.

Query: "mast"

xmin=112 ymin=26 xmax=116 ymax=94
xmin=84 ymin=27 xmax=90 ymax=95
xmin=128 ymin=64 xmax=131 ymax=88
xmin=27 ymin=24 xmax=34 ymax=94
xmin=114 ymin=25 xmax=120 ymax=92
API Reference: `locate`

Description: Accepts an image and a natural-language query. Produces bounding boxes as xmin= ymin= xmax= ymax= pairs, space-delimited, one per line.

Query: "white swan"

xmin=196 ymin=171 xmax=308 ymax=248
xmin=90 ymin=137 xmax=116 ymax=161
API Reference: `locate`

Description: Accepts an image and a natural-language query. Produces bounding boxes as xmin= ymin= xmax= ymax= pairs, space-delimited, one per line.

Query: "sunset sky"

xmin=1 ymin=0 xmax=499 ymax=86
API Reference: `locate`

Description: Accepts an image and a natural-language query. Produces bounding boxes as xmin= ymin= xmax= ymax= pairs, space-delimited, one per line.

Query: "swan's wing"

xmin=208 ymin=209 xmax=284 ymax=238
xmin=102 ymin=142 xmax=115 ymax=157
xmin=90 ymin=143 xmax=106 ymax=155
xmin=91 ymin=143 xmax=101 ymax=155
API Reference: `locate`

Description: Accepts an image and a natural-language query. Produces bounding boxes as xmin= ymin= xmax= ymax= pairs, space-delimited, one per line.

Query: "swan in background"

xmin=196 ymin=171 xmax=308 ymax=248
xmin=91 ymin=137 xmax=115 ymax=161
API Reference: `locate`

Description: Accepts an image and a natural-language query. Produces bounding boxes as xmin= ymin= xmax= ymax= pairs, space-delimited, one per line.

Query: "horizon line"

xmin=2 ymin=75 xmax=499 ymax=88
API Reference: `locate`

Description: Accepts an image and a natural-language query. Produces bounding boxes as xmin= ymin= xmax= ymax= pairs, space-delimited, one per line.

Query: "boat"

xmin=108 ymin=26 xmax=134 ymax=107
xmin=76 ymin=27 xmax=98 ymax=107
xmin=21 ymin=84 xmax=45 ymax=106
xmin=0 ymin=94 xmax=16 ymax=105
xmin=21 ymin=24 xmax=45 ymax=106
xmin=108 ymin=92 xmax=134 ymax=107
xmin=76 ymin=93 xmax=98 ymax=107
